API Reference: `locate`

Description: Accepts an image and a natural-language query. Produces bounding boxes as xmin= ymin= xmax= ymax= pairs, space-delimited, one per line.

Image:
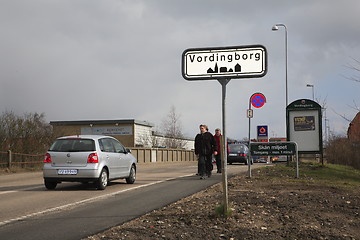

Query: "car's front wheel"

xmin=126 ymin=165 xmax=136 ymax=184
xmin=96 ymin=168 xmax=108 ymax=190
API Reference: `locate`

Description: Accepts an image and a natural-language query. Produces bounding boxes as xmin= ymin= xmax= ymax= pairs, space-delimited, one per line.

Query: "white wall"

xmin=134 ymin=124 xmax=194 ymax=150
xmin=134 ymin=124 xmax=153 ymax=147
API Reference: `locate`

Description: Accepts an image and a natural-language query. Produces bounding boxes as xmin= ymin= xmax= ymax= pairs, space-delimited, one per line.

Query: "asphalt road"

xmin=0 ymin=161 xmax=264 ymax=240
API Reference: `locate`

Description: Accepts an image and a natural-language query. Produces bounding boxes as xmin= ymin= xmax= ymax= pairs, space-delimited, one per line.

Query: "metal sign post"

xmin=219 ymin=79 xmax=230 ymax=214
xmin=247 ymin=93 xmax=266 ymax=178
xmin=182 ymin=45 xmax=267 ymax=216
xmin=247 ymin=99 xmax=252 ymax=177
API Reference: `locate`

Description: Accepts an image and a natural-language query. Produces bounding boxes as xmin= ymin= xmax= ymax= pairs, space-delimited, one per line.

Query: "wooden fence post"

xmin=8 ymin=150 xmax=12 ymax=169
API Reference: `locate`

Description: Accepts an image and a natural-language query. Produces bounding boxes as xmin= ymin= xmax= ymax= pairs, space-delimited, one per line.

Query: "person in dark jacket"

xmin=195 ymin=124 xmax=217 ymax=179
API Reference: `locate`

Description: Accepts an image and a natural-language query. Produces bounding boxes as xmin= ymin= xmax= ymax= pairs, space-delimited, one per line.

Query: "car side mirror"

xmin=125 ymin=148 xmax=131 ymax=153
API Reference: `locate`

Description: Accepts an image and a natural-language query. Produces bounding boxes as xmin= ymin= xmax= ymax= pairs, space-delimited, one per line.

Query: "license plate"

xmin=229 ymin=153 xmax=237 ymax=156
xmin=58 ymin=169 xmax=78 ymax=175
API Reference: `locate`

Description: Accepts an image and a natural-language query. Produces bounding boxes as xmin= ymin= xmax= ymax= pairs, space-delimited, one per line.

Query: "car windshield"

xmin=229 ymin=144 xmax=246 ymax=152
xmin=49 ymin=138 xmax=95 ymax=152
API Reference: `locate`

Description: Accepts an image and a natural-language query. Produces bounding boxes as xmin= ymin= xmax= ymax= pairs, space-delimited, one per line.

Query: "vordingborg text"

xmin=188 ymin=52 xmax=261 ymax=63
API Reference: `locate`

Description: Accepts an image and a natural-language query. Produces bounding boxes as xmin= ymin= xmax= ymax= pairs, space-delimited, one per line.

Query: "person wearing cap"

xmin=194 ymin=124 xmax=217 ymax=179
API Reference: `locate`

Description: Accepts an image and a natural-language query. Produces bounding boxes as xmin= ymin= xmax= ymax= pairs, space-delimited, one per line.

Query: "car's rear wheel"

xmin=44 ymin=180 xmax=57 ymax=190
xmin=126 ymin=165 xmax=136 ymax=184
xmin=96 ymin=168 xmax=108 ymax=190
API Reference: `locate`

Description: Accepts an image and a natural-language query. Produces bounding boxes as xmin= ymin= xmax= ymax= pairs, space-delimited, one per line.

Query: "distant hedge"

xmin=0 ymin=111 xmax=55 ymax=155
xmin=326 ymin=136 xmax=360 ymax=170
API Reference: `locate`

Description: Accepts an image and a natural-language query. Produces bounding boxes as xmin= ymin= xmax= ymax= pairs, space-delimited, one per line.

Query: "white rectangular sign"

xmin=182 ymin=45 xmax=267 ymax=80
xmin=81 ymin=126 xmax=132 ymax=135
xmin=288 ymin=110 xmax=320 ymax=152
xmin=247 ymin=109 xmax=253 ymax=118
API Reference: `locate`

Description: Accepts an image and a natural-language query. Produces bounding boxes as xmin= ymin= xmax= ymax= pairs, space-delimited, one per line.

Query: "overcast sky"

xmin=1 ymin=0 xmax=359 ymax=140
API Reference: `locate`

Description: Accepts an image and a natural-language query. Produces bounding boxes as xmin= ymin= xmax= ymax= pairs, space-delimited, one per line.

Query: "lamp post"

xmin=273 ymin=24 xmax=289 ymax=163
xmin=306 ymin=84 xmax=314 ymax=100
xmin=272 ymin=24 xmax=288 ymax=107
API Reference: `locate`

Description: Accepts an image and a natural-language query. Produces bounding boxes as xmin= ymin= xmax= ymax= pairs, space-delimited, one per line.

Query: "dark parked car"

xmin=227 ymin=143 xmax=252 ymax=165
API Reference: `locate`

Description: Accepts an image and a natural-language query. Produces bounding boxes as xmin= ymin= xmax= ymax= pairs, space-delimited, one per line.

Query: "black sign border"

xmin=181 ymin=44 xmax=268 ymax=81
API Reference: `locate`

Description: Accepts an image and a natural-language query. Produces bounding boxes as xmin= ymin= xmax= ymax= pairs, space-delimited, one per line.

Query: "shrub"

xmin=326 ymin=136 xmax=360 ymax=170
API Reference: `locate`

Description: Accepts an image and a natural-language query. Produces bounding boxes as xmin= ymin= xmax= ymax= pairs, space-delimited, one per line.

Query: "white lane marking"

xmin=0 ymin=190 xmax=17 ymax=195
xmin=0 ymin=173 xmax=195 ymax=227
xmin=0 ymin=186 xmax=44 ymax=195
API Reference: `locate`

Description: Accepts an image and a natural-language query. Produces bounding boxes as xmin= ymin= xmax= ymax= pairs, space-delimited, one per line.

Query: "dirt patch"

xmin=85 ymin=165 xmax=360 ymax=240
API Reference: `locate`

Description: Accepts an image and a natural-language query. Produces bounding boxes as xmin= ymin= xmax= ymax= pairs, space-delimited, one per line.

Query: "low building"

xmin=50 ymin=119 xmax=194 ymax=150
xmin=348 ymin=112 xmax=360 ymax=141
xmin=269 ymin=137 xmax=287 ymax=142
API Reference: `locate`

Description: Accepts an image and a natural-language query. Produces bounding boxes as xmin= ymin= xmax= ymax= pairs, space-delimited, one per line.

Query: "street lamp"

xmin=272 ymin=24 xmax=288 ymax=107
xmin=306 ymin=84 xmax=314 ymax=100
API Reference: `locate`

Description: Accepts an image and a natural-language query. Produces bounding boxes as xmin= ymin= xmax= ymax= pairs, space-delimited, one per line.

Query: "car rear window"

xmin=229 ymin=144 xmax=246 ymax=151
xmin=49 ymin=138 xmax=95 ymax=152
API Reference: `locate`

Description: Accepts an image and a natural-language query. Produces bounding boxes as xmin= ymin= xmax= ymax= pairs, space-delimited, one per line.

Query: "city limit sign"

xmin=182 ymin=45 xmax=267 ymax=81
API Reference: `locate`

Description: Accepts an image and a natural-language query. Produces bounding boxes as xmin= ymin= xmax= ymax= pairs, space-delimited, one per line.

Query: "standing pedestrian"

xmin=195 ymin=124 xmax=217 ymax=179
xmin=213 ymin=128 xmax=223 ymax=173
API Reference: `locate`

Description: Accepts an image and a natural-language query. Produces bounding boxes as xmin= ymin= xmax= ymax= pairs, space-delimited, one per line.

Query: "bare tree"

xmin=343 ymin=57 xmax=360 ymax=84
xmin=343 ymin=57 xmax=360 ymax=112
xmin=333 ymin=57 xmax=360 ymax=122
xmin=0 ymin=111 xmax=17 ymax=150
xmin=0 ymin=111 xmax=54 ymax=153
xmin=161 ymin=106 xmax=187 ymax=149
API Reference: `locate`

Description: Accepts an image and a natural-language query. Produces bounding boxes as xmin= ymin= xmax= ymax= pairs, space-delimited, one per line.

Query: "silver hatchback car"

xmin=43 ymin=135 xmax=137 ymax=190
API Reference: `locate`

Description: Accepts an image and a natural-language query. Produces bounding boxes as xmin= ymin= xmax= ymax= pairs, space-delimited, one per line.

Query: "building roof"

xmin=50 ymin=119 xmax=154 ymax=127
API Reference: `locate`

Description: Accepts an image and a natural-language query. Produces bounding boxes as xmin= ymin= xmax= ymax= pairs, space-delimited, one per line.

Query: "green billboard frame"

xmin=286 ymin=99 xmax=323 ymax=162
